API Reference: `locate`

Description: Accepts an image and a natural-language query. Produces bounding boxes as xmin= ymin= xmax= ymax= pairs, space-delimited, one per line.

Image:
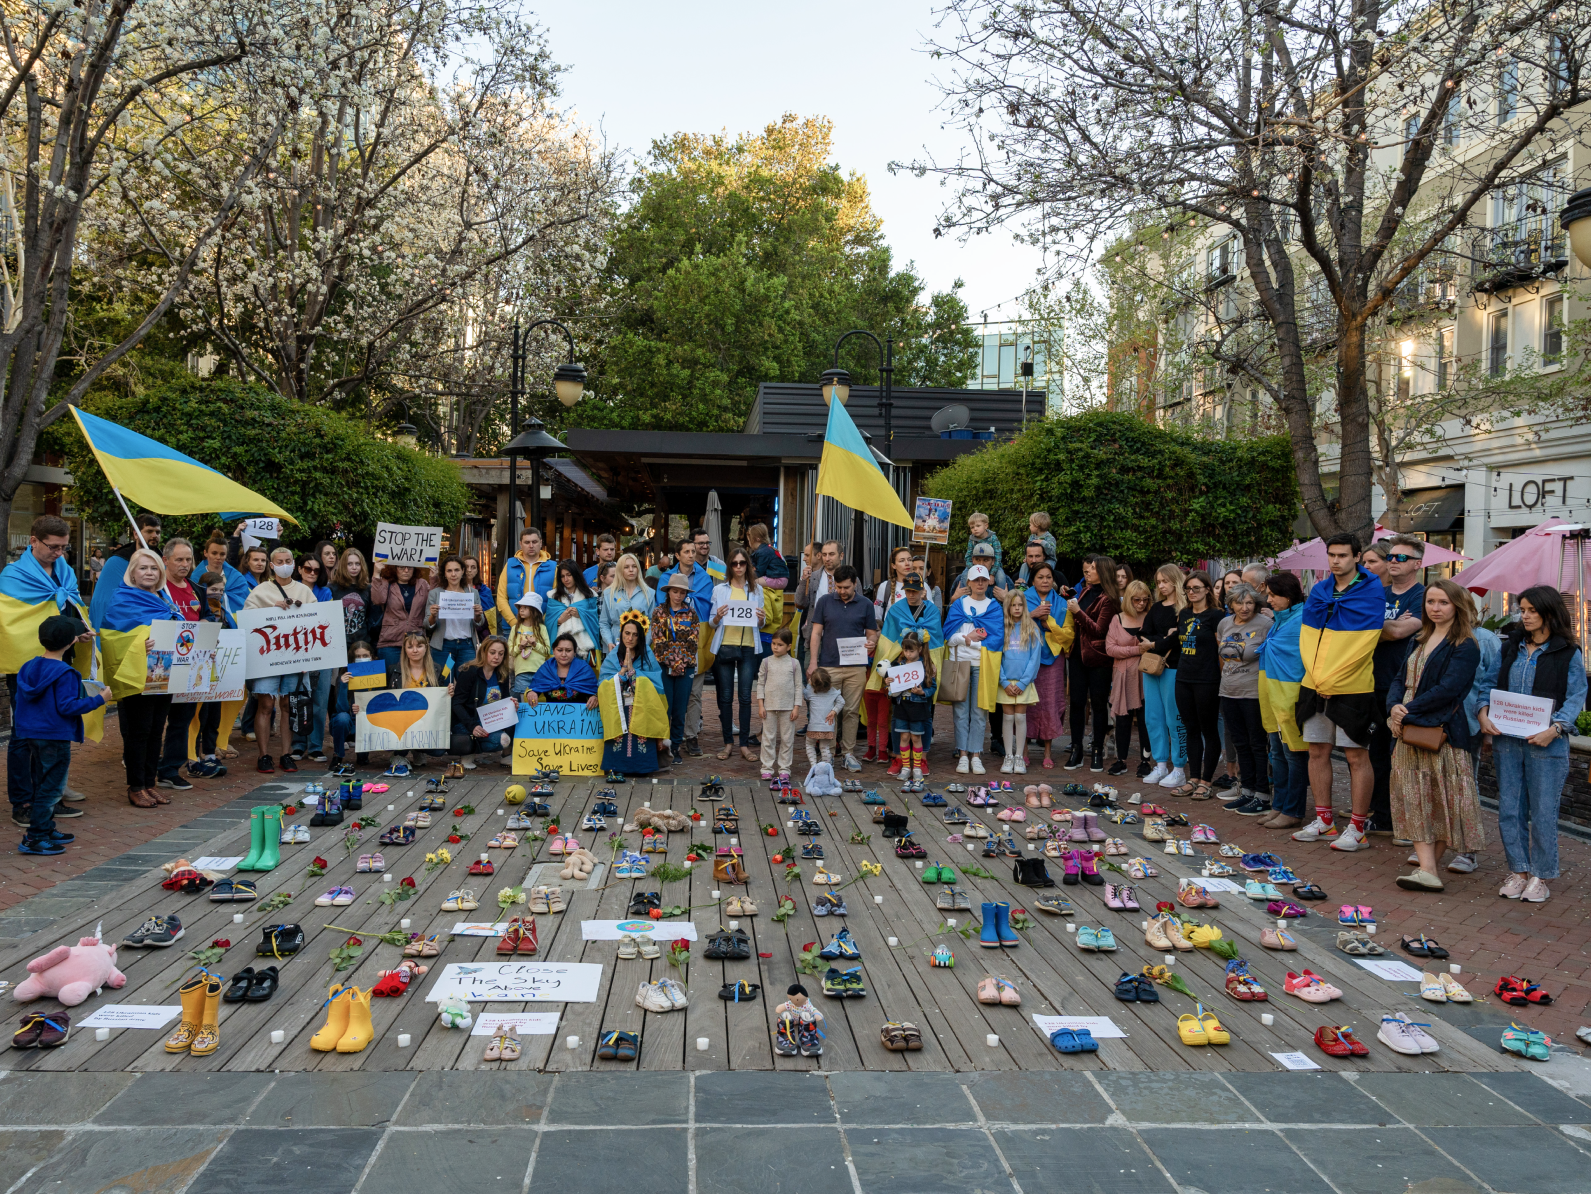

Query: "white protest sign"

xmin=1354 ymin=958 xmax=1424 ymax=982
xmin=1195 ymin=877 xmax=1245 ymax=894
xmin=356 ymin=687 xmax=452 ymax=753
xmin=190 ymin=856 xmax=244 ymax=871
xmin=580 ymin=920 xmax=698 ymax=941
xmin=171 ymin=624 xmax=241 ymax=704
xmin=1271 ymin=1051 xmax=1322 ymax=1072
xmin=477 ymin=698 xmax=520 ymax=735
xmin=437 ymin=590 xmax=475 ymax=620
xmin=451 ymin=922 xmax=505 ymax=937
xmin=1487 ymin=688 xmax=1555 ymax=738
xmin=237 ymin=601 xmax=347 ymax=680
xmin=373 ymin=522 xmax=443 ymax=567
xmin=424 ymin=960 xmax=603 ymax=1003
xmin=721 ymin=599 xmax=759 ymax=627
xmin=470 ymin=1012 xmax=560 ymax=1037
xmin=1030 ymin=1014 xmax=1127 ymax=1039
xmin=240 ymin=517 xmax=280 ymax=549
xmin=887 ymin=660 xmax=926 ymax=694
xmin=77 ymin=1004 xmax=182 ymax=1030
xmin=836 ymin=636 xmax=869 ymax=666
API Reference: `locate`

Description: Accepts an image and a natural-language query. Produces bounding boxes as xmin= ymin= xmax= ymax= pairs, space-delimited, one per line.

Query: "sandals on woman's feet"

xmin=1169 ymin=782 xmax=1197 ymax=798
xmin=1189 ymin=783 xmax=1214 ymax=801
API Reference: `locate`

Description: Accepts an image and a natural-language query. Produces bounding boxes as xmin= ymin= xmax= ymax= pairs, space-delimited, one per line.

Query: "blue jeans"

xmin=433 ymin=639 xmax=475 ymax=676
xmin=1142 ymin=668 xmax=1186 ymax=765
xmin=330 ymin=711 xmax=353 ymax=760
xmin=377 ymin=645 xmax=404 ymax=687
xmin=13 ymin=738 xmax=67 ymax=839
xmin=661 ymin=667 xmax=696 ymax=749
xmin=714 ymin=645 xmax=759 ymax=745
xmin=1268 ymin=732 xmax=1310 ymax=819
xmin=292 ymin=668 xmax=335 ymax=756
xmin=1493 ymin=734 xmax=1568 ymax=879
xmin=954 ymin=667 xmax=984 ymax=753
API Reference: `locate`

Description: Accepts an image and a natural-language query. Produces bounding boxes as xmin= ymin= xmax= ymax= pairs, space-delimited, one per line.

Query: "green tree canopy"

xmin=53 ymin=378 xmax=471 ymax=549
xmin=924 ymin=411 xmax=1299 ymax=567
xmin=574 ymin=114 xmax=979 ymax=432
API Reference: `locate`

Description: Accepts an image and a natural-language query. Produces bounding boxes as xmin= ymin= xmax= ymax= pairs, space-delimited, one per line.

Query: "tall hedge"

xmin=922 ymin=411 xmax=1299 ymax=567
xmin=55 ymin=377 xmax=472 ymax=548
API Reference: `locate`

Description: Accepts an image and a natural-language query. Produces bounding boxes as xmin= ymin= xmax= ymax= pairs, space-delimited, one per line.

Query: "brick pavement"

xmin=3 ymin=699 xmax=1589 ymax=1045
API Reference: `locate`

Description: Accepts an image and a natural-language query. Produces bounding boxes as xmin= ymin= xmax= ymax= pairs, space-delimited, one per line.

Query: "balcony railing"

xmin=1473 ymin=219 xmax=1569 ymax=294
xmin=1391 ymin=266 xmax=1459 ymax=315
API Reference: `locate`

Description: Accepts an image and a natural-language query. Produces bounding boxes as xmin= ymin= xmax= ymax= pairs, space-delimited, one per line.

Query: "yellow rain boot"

xmin=310 ymin=985 xmax=351 ymax=1051
xmin=165 ymin=975 xmax=208 ymax=1053
xmin=189 ymin=976 xmax=225 ymax=1057
xmin=336 ymin=987 xmax=374 ymax=1053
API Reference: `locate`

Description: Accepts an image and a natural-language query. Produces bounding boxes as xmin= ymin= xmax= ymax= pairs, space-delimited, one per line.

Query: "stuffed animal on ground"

xmin=626 ymin=807 xmax=688 ymax=833
xmin=14 ymin=937 xmax=128 ymax=1006
xmin=803 ymin=760 xmax=842 ymax=797
xmin=437 ymin=994 xmax=473 ymax=1029
xmin=559 ymin=847 xmax=597 ymax=882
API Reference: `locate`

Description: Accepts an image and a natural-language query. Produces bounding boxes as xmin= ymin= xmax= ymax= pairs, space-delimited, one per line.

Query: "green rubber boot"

xmin=236 ymin=806 xmax=266 ymax=871
xmin=252 ymin=806 xmax=283 ymax=873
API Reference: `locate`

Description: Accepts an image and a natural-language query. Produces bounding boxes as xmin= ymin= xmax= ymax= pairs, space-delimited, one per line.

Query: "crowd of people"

xmin=1 ymin=510 xmax=1583 ymax=906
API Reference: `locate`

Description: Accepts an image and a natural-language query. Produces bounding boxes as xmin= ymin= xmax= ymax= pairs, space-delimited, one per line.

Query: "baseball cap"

xmin=903 ymin=572 xmax=925 ymax=591
xmin=966 ymin=565 xmax=991 ymax=582
xmin=971 ymin=541 xmax=996 ymax=557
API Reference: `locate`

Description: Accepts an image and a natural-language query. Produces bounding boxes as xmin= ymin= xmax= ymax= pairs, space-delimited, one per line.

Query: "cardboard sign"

xmin=424 ymin=961 xmax=603 ymax=1003
xmin=721 ymin=599 xmax=759 ymax=627
xmin=477 ymin=698 xmax=520 ymax=734
xmin=355 ymin=686 xmax=452 ymax=752
xmin=372 ymin=523 xmax=443 ymax=567
xmin=1487 ymin=688 xmax=1555 ymax=738
xmin=887 ymin=660 xmax=926 ymax=694
xmin=912 ymin=497 xmax=951 ymax=545
xmin=437 ymin=590 xmax=475 ymax=620
xmin=512 ymin=701 xmax=603 ymax=776
xmin=836 ymin=636 xmax=869 ymax=666
xmin=345 ymin=659 xmax=388 ymax=692
xmin=173 ymin=627 xmax=247 ymax=704
xmin=237 ymin=601 xmax=348 ymax=679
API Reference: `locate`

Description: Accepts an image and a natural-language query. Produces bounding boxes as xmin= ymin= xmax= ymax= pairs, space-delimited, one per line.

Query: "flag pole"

xmin=111 ymin=485 xmax=149 ymax=550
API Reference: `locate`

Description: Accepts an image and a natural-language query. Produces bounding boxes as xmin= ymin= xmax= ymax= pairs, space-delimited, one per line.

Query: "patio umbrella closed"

xmin=705 ymin=490 xmax=725 ymax=564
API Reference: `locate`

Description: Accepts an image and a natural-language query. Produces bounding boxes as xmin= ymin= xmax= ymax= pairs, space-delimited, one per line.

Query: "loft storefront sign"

xmin=236 ymin=600 xmax=348 ymax=679
xmin=1490 ymin=461 xmax=1591 ymax=528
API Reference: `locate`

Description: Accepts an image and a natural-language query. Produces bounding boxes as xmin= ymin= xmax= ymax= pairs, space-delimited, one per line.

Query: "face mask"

xmin=273 ymin=563 xmax=294 ymax=578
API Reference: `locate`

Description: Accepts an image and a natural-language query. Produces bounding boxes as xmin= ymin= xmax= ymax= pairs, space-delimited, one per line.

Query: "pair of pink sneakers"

xmin=996 ymin=806 xmax=1028 ymax=822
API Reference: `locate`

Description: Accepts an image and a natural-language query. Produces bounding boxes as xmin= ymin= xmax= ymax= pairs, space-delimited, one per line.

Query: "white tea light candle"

xmin=397 ymin=1033 xmax=411 ymax=1047
xmin=270 ymin=1029 xmax=285 ymax=1044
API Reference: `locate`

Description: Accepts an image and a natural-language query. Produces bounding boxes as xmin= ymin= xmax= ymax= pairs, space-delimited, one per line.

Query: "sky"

xmin=527 ymin=0 xmax=1051 ymax=324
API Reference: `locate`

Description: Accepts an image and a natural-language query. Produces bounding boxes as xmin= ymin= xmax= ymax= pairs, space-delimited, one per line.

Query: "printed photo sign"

xmin=355 ymin=686 xmax=452 ymax=752
xmin=142 ymin=620 xmax=180 ymax=694
xmin=372 ymin=523 xmax=443 ymax=567
xmin=173 ymin=626 xmax=247 ymax=703
xmin=912 ymin=497 xmax=951 ymax=545
xmin=237 ymin=601 xmax=348 ymax=679
xmin=512 ymin=701 xmax=603 ymax=775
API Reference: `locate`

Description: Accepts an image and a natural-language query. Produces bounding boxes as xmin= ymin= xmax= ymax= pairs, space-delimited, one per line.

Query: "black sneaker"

xmin=1363 ymin=817 xmax=1394 ymax=836
xmin=46 ymin=829 xmax=73 ymax=844
xmin=1063 ymin=745 xmax=1086 ymax=770
xmin=9 ymin=811 xmax=28 ymax=829
xmin=17 ymin=837 xmax=64 ymax=856
xmin=306 ymin=751 xmax=328 ymax=763
xmin=280 ymin=754 xmax=299 ymax=773
xmin=1222 ymin=794 xmax=1252 ymax=811
xmin=1236 ymin=801 xmax=1274 ymax=818
xmin=1211 ymin=774 xmax=1237 ymax=791
xmin=156 ymin=775 xmax=194 ymax=791
xmin=1107 ymin=759 xmax=1128 ymax=776
xmin=1090 ymin=748 xmax=1105 ymax=772
xmin=123 ymin=913 xmax=183 ymax=947
xmin=684 ymin=738 xmax=703 ymax=758
xmin=52 ymin=805 xmax=84 ymax=818
xmin=257 ymin=755 xmax=275 ymax=774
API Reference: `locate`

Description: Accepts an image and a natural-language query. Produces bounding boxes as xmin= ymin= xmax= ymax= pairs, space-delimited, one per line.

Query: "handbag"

xmin=1398 ymin=723 xmax=1447 ymax=752
xmin=285 ymin=676 xmax=313 ymax=737
xmin=939 ymin=659 xmax=971 ymax=703
xmin=1140 ymin=651 xmax=1166 ymax=677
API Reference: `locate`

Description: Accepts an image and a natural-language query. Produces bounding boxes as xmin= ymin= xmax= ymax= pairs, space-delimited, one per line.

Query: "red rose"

xmin=649 ymin=908 xmax=662 ymax=919
xmin=401 ymin=876 xmax=416 ymax=888
xmin=212 ymin=938 xmax=230 ymax=948
xmin=313 ymin=856 xmax=329 ymax=868
xmin=672 ymin=937 xmax=690 ymax=951
xmin=454 ymin=809 xmax=465 ymax=817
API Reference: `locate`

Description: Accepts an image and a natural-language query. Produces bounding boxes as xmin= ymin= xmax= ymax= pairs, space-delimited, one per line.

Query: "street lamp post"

xmin=503 ymin=318 xmax=585 ymax=555
xmin=1564 ymin=188 xmax=1591 ymax=273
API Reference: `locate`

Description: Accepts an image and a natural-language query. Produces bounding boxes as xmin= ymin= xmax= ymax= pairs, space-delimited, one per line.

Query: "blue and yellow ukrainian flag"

xmin=0 ymin=553 xmax=104 ymax=739
xmin=98 ymin=584 xmax=182 ymax=700
xmin=815 ymin=395 xmax=912 ymax=528
xmin=1258 ymin=603 xmax=1307 ymax=750
xmin=70 ymin=408 xmax=297 ymax=523
xmin=597 ymin=652 xmax=671 ymax=740
xmin=868 ymin=599 xmax=946 ymax=693
xmin=1298 ymin=568 xmax=1385 ymax=697
xmin=1025 ymin=586 xmax=1074 ymax=664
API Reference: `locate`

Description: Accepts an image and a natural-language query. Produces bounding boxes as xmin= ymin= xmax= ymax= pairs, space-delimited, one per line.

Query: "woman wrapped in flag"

xmin=99 ymin=549 xmax=184 ymax=808
xmin=597 ymin=611 xmax=670 ymax=776
xmin=546 ymin=561 xmax=601 ymax=662
xmin=520 ymin=635 xmax=599 ymax=708
xmin=941 ymin=564 xmax=1005 ymax=774
xmin=868 ymin=572 xmax=944 ymax=774
xmin=1024 ymin=563 xmax=1074 ymax=767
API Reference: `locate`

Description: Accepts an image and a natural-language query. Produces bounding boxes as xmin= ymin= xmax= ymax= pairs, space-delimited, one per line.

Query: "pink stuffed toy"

xmin=14 ymin=936 xmax=127 ymax=1006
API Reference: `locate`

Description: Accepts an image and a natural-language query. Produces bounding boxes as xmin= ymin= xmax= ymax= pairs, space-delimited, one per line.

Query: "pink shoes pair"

xmin=1284 ymin=969 xmax=1342 ymax=1002
xmin=1059 ymin=850 xmax=1102 ymax=885
xmin=996 ymin=806 xmax=1028 ymax=822
xmin=548 ymin=834 xmax=582 ymax=856
xmin=1068 ymin=811 xmax=1107 ymax=843
xmin=1103 ymin=883 xmax=1141 ymax=911
xmin=1190 ymin=824 xmax=1219 ymax=844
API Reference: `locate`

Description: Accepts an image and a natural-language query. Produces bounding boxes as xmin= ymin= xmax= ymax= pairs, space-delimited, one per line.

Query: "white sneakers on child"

xmin=970 ymin=755 xmax=985 ymax=774
xmin=1144 ymin=763 xmax=1169 ymax=785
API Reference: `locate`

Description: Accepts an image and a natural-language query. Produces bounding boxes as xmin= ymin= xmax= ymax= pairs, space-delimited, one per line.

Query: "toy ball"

xmin=505 ymin=784 xmax=527 ymax=805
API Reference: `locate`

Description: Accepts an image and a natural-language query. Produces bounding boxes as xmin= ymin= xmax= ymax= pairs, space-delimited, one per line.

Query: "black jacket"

xmin=451 ymin=665 xmax=511 ymax=731
xmin=1386 ymin=636 xmax=1479 ymax=752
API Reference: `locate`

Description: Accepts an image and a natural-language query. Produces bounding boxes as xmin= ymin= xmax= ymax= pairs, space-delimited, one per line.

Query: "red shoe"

xmin=887 ymin=756 xmax=903 ymax=776
xmin=918 ymin=762 xmax=929 ymax=778
xmin=862 ymin=747 xmax=878 ymax=762
xmin=1314 ymin=1026 xmax=1351 ymax=1056
xmin=1337 ymin=1026 xmax=1371 ymax=1056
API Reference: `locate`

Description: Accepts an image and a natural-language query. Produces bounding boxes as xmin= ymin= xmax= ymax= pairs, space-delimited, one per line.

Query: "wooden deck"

xmin=0 ymin=774 xmax=1527 ymax=1075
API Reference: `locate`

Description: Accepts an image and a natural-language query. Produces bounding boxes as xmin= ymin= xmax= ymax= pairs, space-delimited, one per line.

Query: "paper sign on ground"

xmin=452 ymin=922 xmax=505 ymax=937
xmin=469 ymin=1012 xmax=560 ymax=1037
xmin=1354 ymin=958 xmax=1424 ymax=982
xmin=721 ymin=599 xmax=759 ymax=627
xmin=237 ymin=601 xmax=348 ymax=680
xmin=190 ymin=856 xmax=243 ymax=870
xmin=345 ymin=659 xmax=388 ymax=692
xmin=1487 ymin=688 xmax=1555 ymax=738
xmin=1271 ymin=1051 xmax=1322 ymax=1072
xmin=836 ymin=636 xmax=869 ymax=666
xmin=477 ymin=698 xmax=520 ymax=735
xmin=437 ymin=590 xmax=475 ymax=620
xmin=373 ymin=523 xmax=443 ymax=568
xmin=581 ymin=920 xmax=698 ymax=941
xmin=912 ymin=497 xmax=951 ymax=545
xmin=887 ymin=660 xmax=926 ymax=694
xmin=424 ymin=961 xmax=603 ymax=1003
xmin=1030 ymin=1014 xmax=1127 ymax=1039
xmin=356 ymin=687 xmax=452 ymax=753
xmin=77 ymin=1004 xmax=182 ymax=1030
xmin=512 ymin=702 xmax=603 ymax=776
xmin=1196 ymin=877 xmax=1245 ymax=893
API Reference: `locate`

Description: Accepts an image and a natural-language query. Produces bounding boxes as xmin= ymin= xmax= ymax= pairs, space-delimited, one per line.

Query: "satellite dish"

xmin=931 ymin=404 xmax=971 ymax=433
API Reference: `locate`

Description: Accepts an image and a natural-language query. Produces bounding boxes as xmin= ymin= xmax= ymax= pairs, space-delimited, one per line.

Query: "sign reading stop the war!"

xmin=236 ymin=601 xmax=348 ymax=679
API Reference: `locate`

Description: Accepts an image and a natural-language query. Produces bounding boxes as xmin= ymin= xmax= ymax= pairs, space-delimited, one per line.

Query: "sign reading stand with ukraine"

xmin=513 ymin=703 xmax=603 ymax=775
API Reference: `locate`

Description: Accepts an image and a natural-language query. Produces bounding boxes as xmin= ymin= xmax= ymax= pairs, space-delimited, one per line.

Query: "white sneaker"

xmin=842 ymin=755 xmax=862 ymax=772
xmin=970 ymin=755 xmax=986 ymax=775
xmin=956 ymin=755 xmax=970 ymax=775
xmin=461 ymin=759 xmax=477 ymax=770
xmin=1520 ymin=876 xmax=1551 ymax=902
xmin=1014 ymin=757 xmax=1027 ymax=774
xmin=1407 ymin=852 xmax=1420 ymax=866
xmin=1292 ymin=816 xmax=1340 ymax=843
xmin=1157 ymin=767 xmax=1186 ymax=789
xmin=661 ymin=976 xmax=690 ymax=1009
xmin=910 ymin=767 xmax=922 ymax=781
xmin=1446 ymin=853 xmax=1477 ymax=874
xmin=999 ymin=755 xmax=1014 ymax=774
xmin=1144 ymin=762 xmax=1169 ymax=785
xmin=1330 ymin=824 xmax=1367 ymax=852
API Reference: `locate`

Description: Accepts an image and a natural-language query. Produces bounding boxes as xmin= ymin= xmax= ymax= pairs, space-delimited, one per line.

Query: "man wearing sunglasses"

xmin=1367 ymin=537 xmax=1426 ymax=839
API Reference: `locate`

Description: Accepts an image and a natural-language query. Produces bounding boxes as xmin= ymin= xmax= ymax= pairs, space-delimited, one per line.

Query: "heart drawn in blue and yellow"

xmin=366 ymin=690 xmax=430 ymax=739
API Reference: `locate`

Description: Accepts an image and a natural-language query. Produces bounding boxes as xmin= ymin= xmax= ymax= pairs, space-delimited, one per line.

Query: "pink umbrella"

xmin=1455 ymin=517 xmax=1591 ymax=595
xmin=1270 ymin=525 xmax=1470 ymax=572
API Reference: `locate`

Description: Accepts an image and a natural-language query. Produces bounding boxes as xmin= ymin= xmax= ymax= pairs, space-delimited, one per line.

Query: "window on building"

xmin=1549 ymin=34 xmax=1571 ymax=96
xmin=1544 ymin=295 xmax=1564 ymax=363
xmin=1443 ymin=93 xmax=1461 ymax=145
xmin=1489 ymin=310 xmax=1509 ymax=376
xmin=1396 ymin=341 xmax=1414 ymax=402
xmin=1436 ymin=325 xmax=1456 ymax=389
xmin=1206 ymin=240 xmax=1233 ymax=283
xmin=1497 ymin=60 xmax=1518 ymax=124
xmin=1405 ymin=114 xmax=1421 ymax=143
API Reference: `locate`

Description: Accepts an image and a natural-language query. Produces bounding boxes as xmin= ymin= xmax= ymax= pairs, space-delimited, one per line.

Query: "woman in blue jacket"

xmin=1386 ymin=579 xmax=1483 ymax=893
xmin=997 ymin=591 xmax=1044 ymax=775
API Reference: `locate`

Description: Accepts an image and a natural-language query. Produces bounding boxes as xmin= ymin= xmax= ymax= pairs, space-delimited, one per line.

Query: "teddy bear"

xmin=803 ymin=760 xmax=842 ymax=797
xmin=625 ymin=807 xmax=688 ymax=833
xmin=437 ymin=994 xmax=473 ymax=1030
xmin=14 ymin=937 xmax=128 ymax=1006
xmin=559 ymin=847 xmax=597 ymax=882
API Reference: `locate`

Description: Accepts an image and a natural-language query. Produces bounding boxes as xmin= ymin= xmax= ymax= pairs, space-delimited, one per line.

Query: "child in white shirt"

xmin=804 ymin=669 xmax=846 ymax=766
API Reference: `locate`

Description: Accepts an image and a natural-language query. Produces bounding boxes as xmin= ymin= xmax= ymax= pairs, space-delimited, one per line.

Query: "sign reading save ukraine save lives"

xmin=513 ymin=702 xmax=603 ymax=776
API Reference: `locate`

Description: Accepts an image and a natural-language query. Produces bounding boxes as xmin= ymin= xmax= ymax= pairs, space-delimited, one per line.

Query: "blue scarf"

xmin=0 ymin=550 xmax=82 ymax=612
xmin=599 ymin=644 xmax=663 ymax=690
xmin=100 ymin=583 xmax=181 ymax=632
xmin=527 ymin=655 xmax=598 ymax=698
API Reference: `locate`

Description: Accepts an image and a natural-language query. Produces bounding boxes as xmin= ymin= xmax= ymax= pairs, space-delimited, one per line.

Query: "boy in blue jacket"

xmin=12 ymin=616 xmax=105 ymax=855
